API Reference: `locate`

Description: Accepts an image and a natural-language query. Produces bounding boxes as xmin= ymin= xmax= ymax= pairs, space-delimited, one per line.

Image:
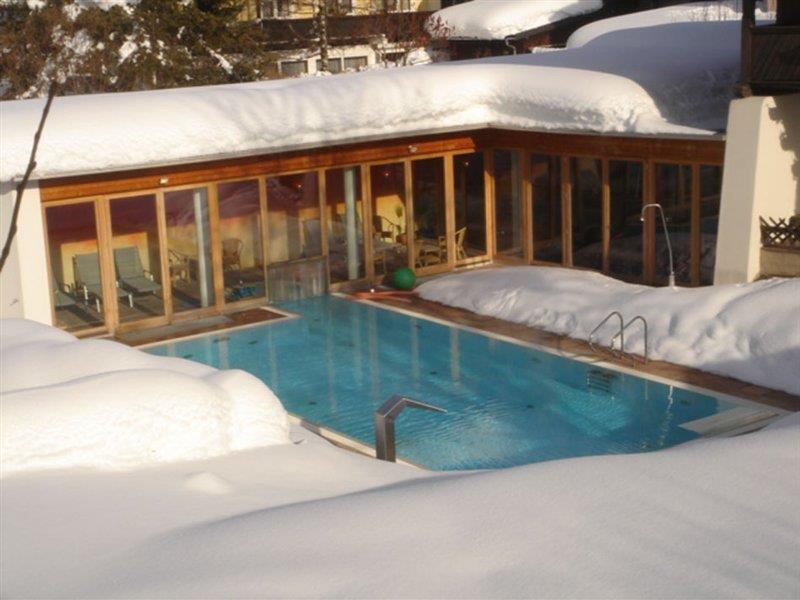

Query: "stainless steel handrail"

xmin=612 ymin=315 xmax=649 ymax=365
xmin=588 ymin=311 xmax=624 ymax=357
xmin=373 ymin=395 xmax=446 ymax=462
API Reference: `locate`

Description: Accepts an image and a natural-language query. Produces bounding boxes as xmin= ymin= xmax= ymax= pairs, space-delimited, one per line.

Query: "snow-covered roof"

xmin=0 ymin=3 xmax=749 ymax=183
xmin=429 ymin=0 xmax=603 ymax=41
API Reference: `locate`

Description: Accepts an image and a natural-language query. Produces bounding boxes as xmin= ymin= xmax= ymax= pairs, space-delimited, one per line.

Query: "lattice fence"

xmin=760 ymin=216 xmax=800 ymax=248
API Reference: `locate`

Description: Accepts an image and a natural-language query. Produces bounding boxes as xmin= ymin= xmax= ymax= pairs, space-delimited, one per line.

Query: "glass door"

xmin=164 ymin=187 xmax=216 ymax=314
xmin=411 ymin=157 xmax=449 ymax=273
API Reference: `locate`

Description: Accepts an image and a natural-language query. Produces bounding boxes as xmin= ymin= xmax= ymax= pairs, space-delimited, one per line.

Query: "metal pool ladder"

xmin=589 ymin=312 xmax=649 ymax=365
xmin=373 ymin=395 xmax=446 ymax=462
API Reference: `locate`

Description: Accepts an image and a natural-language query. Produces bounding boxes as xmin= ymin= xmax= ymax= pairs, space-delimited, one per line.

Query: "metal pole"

xmin=641 ymin=203 xmax=675 ymax=288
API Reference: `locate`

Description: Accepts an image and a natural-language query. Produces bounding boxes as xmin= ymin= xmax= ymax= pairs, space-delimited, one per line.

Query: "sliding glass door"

xmin=369 ymin=162 xmax=409 ymax=280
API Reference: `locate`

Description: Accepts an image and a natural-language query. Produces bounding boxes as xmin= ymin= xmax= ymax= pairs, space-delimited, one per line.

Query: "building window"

xmin=531 ymin=154 xmax=562 ymax=264
xmin=370 ymin=163 xmax=408 ymax=276
xmin=326 ymin=167 xmax=365 ymax=283
xmin=109 ymin=194 xmax=166 ymax=323
xmin=608 ymin=161 xmax=644 ymax=281
xmin=280 ymin=60 xmax=307 ymax=77
xmin=164 ymin=188 xmax=216 ymax=313
xmin=454 ymin=152 xmax=487 ymax=259
xmin=654 ymin=164 xmax=693 ymax=285
xmin=570 ymin=157 xmax=602 ymax=271
xmin=217 ymin=180 xmax=267 ymax=303
xmin=699 ymin=165 xmax=723 ymax=286
xmin=494 ymin=149 xmax=523 ymax=258
xmin=412 ymin=157 xmax=448 ymax=269
xmin=316 ymin=58 xmax=343 ymax=73
xmin=262 ymin=0 xmax=292 ymax=18
xmin=45 ymin=201 xmax=106 ymax=332
xmin=267 ymin=171 xmax=322 ymax=264
xmin=343 ymin=56 xmax=368 ymax=71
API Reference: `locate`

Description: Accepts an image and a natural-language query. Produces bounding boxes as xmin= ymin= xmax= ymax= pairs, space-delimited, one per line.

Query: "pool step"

xmin=586 ymin=369 xmax=619 ymax=394
xmin=679 ymin=406 xmax=781 ymax=437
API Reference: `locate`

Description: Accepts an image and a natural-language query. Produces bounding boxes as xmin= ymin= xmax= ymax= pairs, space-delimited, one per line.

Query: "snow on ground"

xmin=0 ymin=319 xmax=290 ymax=474
xmin=418 ymin=267 xmax=800 ymax=396
xmin=1 ymin=3 xmax=746 ymax=182
xmin=2 ymin=406 xmax=798 ymax=598
xmin=430 ymin=0 xmax=602 ymax=40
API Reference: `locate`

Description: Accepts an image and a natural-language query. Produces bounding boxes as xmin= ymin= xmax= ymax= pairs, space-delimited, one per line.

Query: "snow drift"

xmin=430 ymin=0 xmax=603 ymax=40
xmin=0 ymin=319 xmax=290 ymax=475
xmin=4 ymin=411 xmax=797 ymax=598
xmin=417 ymin=267 xmax=800 ymax=396
xmin=1 ymin=3 xmax=749 ymax=182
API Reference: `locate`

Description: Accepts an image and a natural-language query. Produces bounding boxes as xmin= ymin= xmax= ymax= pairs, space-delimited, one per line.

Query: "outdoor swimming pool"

xmin=145 ymin=295 xmax=744 ymax=470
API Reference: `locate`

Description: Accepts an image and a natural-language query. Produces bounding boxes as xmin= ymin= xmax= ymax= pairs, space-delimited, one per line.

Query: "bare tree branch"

xmin=0 ymin=83 xmax=57 ymax=273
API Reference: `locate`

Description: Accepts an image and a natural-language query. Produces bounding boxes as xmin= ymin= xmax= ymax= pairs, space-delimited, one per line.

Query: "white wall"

xmin=0 ymin=182 xmax=53 ymax=324
xmin=714 ymin=93 xmax=800 ymax=284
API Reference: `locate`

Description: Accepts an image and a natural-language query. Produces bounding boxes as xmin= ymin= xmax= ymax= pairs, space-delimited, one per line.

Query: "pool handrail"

xmin=611 ymin=315 xmax=649 ymax=365
xmin=589 ymin=311 xmax=625 ymax=358
xmin=373 ymin=395 xmax=446 ymax=462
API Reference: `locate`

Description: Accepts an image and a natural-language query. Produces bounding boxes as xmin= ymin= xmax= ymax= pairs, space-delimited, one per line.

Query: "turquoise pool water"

xmin=146 ymin=295 xmax=737 ymax=470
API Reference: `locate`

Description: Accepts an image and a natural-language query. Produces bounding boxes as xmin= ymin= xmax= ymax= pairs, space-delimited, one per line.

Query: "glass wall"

xmin=608 ymin=161 xmax=644 ymax=281
xmin=326 ymin=167 xmax=365 ymax=283
xmin=217 ymin=180 xmax=266 ymax=302
xmin=411 ymin=157 xmax=448 ymax=269
xmin=655 ymin=164 xmax=692 ymax=285
xmin=267 ymin=171 xmax=321 ymax=263
xmin=164 ymin=187 xmax=216 ymax=313
xmin=699 ymin=165 xmax=722 ymax=286
xmin=109 ymin=194 xmax=165 ymax=322
xmin=570 ymin=157 xmax=602 ymax=271
xmin=369 ymin=162 xmax=408 ymax=276
xmin=453 ymin=152 xmax=486 ymax=260
xmin=45 ymin=202 xmax=106 ymax=332
xmin=531 ymin=154 xmax=562 ymax=264
xmin=494 ymin=149 xmax=523 ymax=258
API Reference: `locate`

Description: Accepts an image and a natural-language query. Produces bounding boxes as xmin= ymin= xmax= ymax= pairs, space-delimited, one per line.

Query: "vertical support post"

xmin=343 ymin=166 xmax=360 ymax=281
xmin=561 ymin=156 xmax=572 ymax=266
xmin=193 ymin=188 xmax=212 ymax=308
xmin=601 ymin=158 xmax=611 ymax=274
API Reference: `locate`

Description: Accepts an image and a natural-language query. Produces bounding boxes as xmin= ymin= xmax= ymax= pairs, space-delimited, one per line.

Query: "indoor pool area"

xmin=145 ymin=295 xmax=766 ymax=470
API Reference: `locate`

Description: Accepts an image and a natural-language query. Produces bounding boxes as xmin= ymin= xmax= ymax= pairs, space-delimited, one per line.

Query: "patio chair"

xmin=114 ymin=246 xmax=162 ymax=296
xmin=222 ymin=238 xmax=243 ymax=271
xmin=455 ymin=226 xmax=467 ymax=261
xmin=73 ymin=253 xmax=132 ymax=312
xmin=52 ymin=274 xmax=76 ymax=309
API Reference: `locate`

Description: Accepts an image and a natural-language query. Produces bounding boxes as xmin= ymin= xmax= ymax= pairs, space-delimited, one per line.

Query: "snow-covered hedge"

xmin=418 ymin=267 xmax=800 ymax=395
xmin=0 ymin=319 xmax=290 ymax=475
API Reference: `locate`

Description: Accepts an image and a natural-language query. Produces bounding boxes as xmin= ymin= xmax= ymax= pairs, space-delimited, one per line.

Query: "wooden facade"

xmin=40 ymin=128 xmax=725 ymax=336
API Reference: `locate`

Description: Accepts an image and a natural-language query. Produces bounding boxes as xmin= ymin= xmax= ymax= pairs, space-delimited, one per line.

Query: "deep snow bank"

xmin=431 ymin=0 xmax=602 ymax=40
xmin=0 ymin=319 xmax=290 ymax=474
xmin=417 ymin=267 xmax=800 ymax=395
xmin=12 ymin=411 xmax=797 ymax=598
xmin=1 ymin=5 xmax=744 ymax=182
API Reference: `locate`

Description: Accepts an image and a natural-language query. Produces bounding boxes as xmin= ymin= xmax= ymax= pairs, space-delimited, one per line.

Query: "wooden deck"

xmin=115 ymin=307 xmax=286 ymax=346
xmin=365 ymin=294 xmax=800 ymax=413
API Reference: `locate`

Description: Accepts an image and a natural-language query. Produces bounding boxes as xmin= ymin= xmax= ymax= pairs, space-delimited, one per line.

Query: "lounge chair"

xmin=73 ymin=253 xmax=132 ymax=312
xmin=52 ymin=275 xmax=76 ymax=309
xmin=222 ymin=238 xmax=243 ymax=271
xmin=114 ymin=246 xmax=162 ymax=296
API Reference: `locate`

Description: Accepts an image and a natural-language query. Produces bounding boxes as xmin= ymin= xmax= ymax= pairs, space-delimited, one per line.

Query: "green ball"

xmin=392 ymin=267 xmax=416 ymax=290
